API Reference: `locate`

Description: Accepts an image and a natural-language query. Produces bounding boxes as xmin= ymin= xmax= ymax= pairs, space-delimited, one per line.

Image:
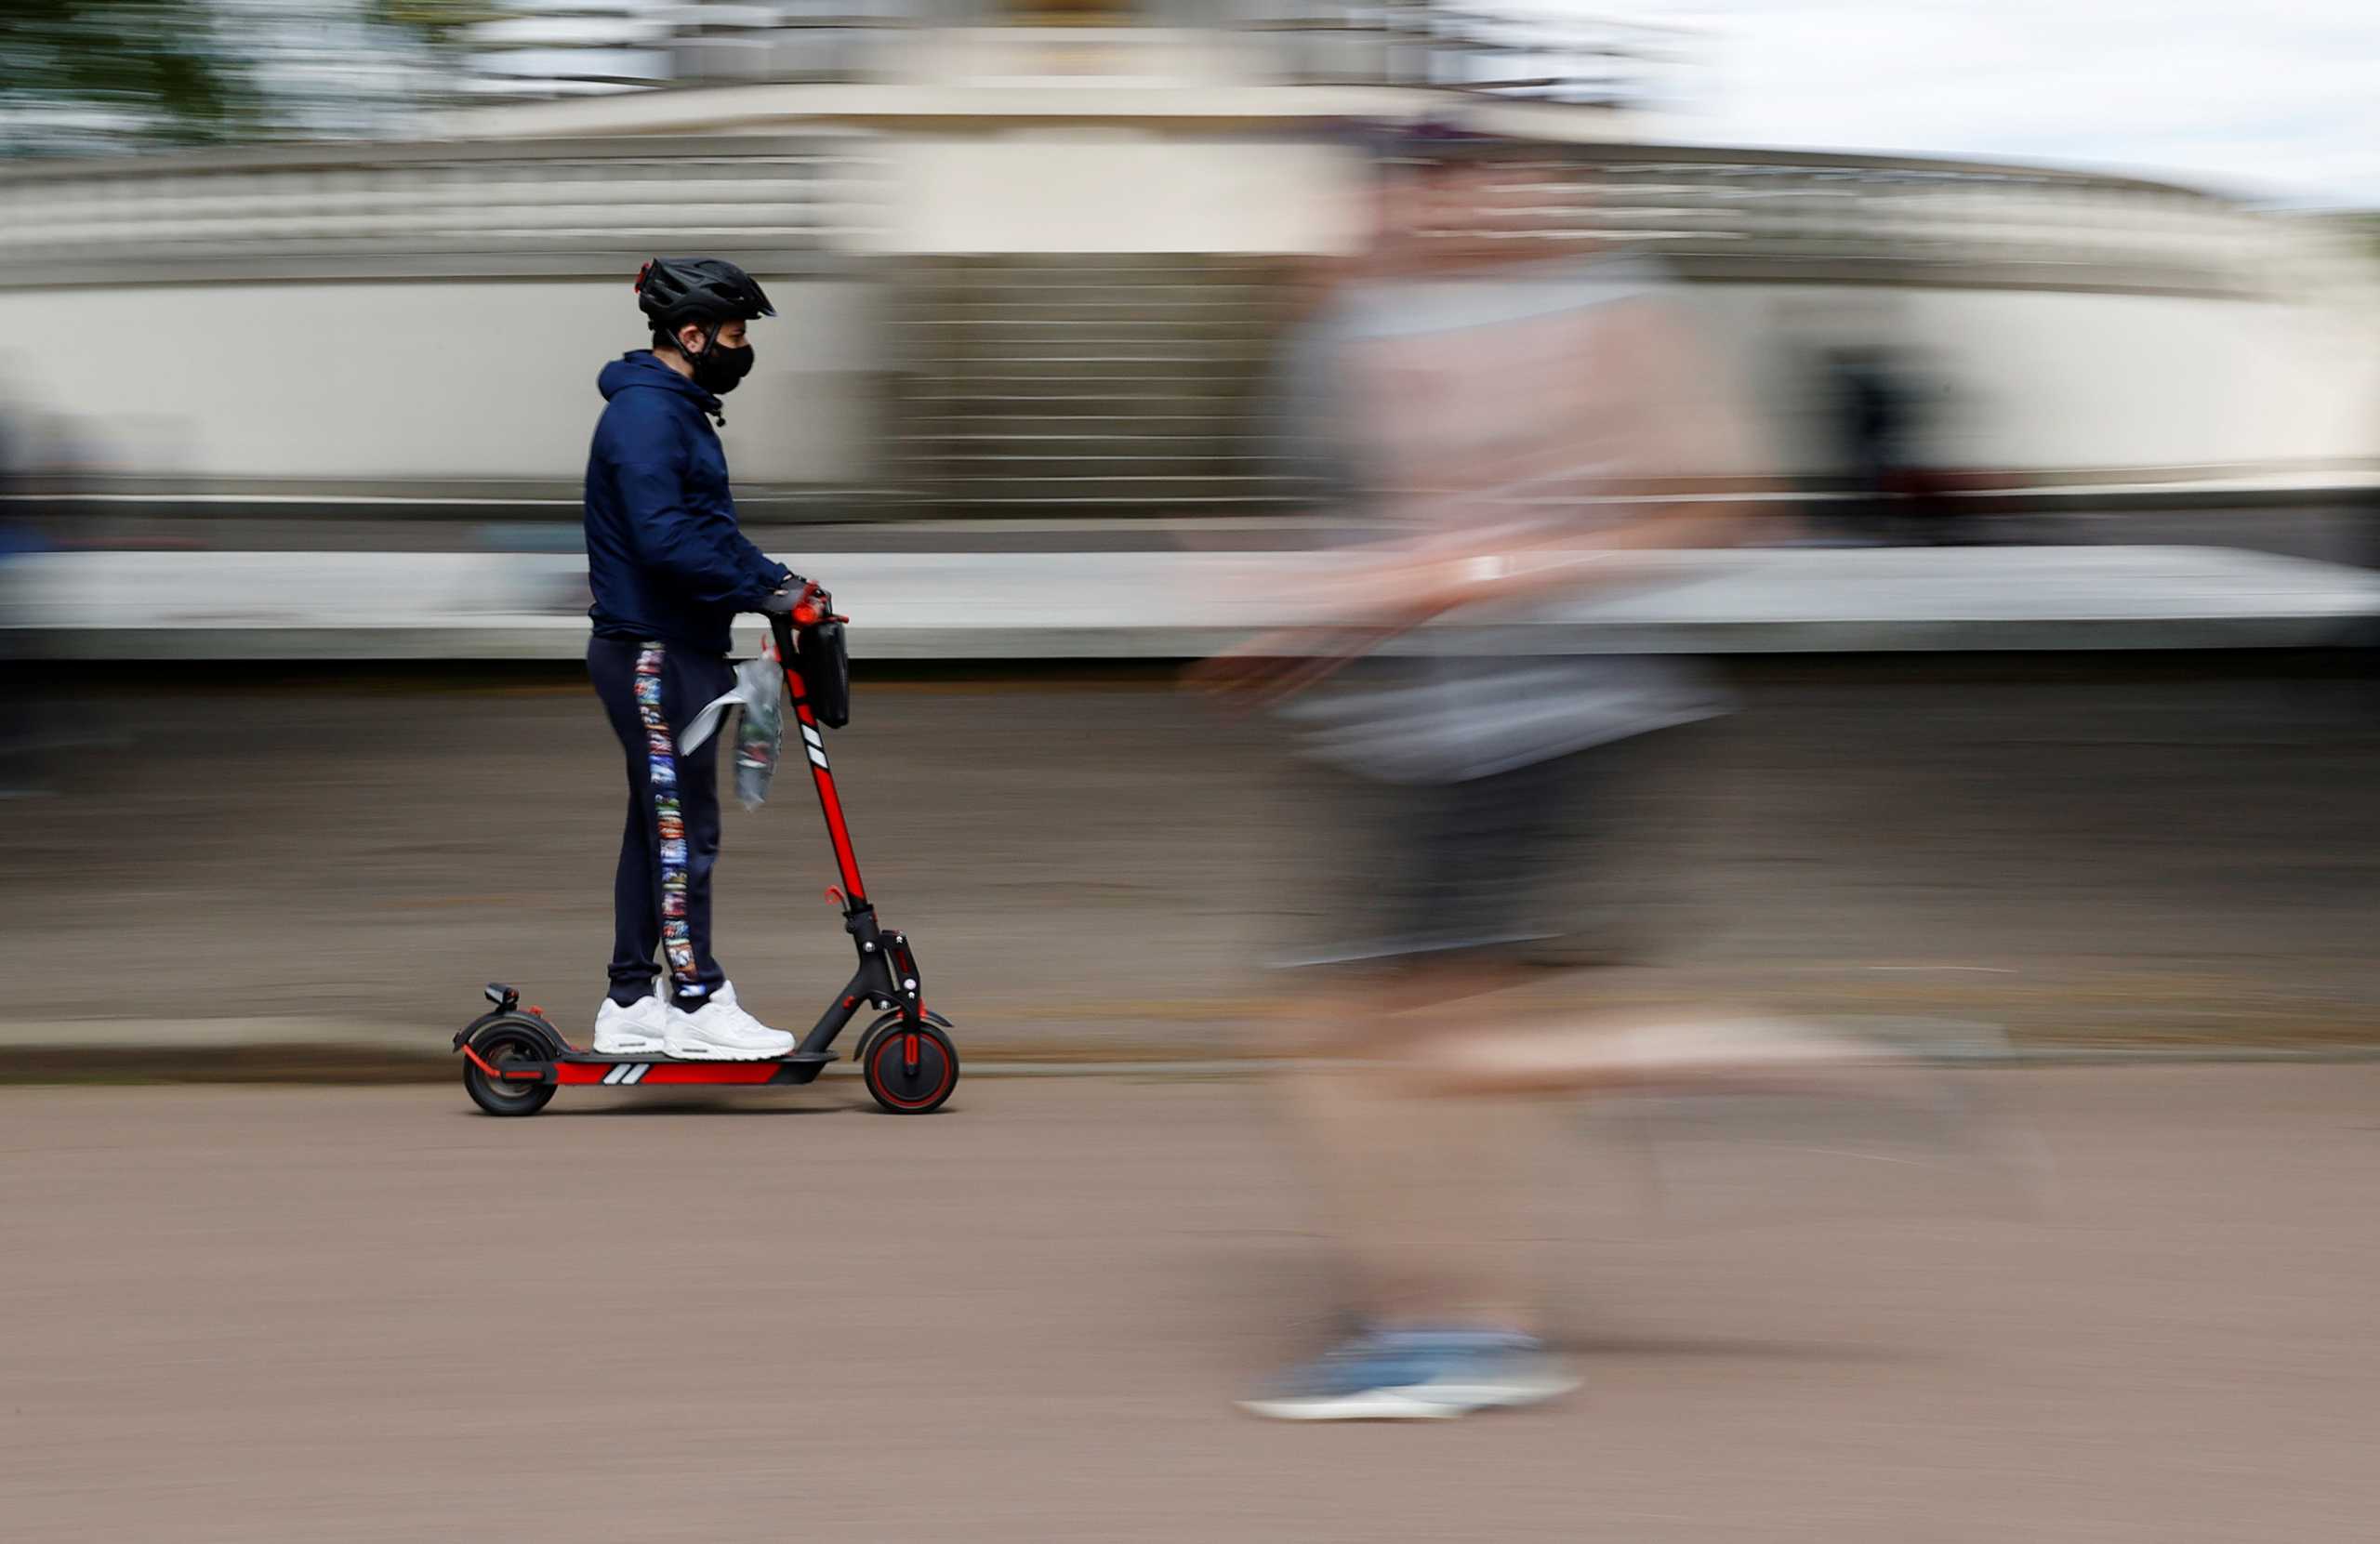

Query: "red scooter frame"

xmin=456 ymin=606 xmax=959 ymax=1116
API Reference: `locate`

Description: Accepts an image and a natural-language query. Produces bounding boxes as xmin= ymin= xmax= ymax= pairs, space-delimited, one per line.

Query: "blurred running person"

xmin=1203 ymin=131 xmax=1884 ymax=1420
xmin=582 ymin=257 xmax=823 ymax=1059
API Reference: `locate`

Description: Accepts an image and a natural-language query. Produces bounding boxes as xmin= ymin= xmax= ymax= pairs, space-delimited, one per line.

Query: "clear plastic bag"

xmin=678 ymin=653 xmax=788 ymax=812
xmin=731 ymin=660 xmax=785 ymax=812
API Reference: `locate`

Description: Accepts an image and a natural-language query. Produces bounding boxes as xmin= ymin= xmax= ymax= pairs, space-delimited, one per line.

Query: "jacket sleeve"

xmin=614 ymin=455 xmax=787 ymax=612
xmin=727 ymin=529 xmax=795 ymax=595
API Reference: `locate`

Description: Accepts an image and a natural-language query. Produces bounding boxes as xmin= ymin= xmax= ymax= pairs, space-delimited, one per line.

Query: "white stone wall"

xmin=1687 ymin=283 xmax=2380 ymax=482
xmin=6 ymin=133 xmax=2375 ymax=490
xmin=0 ymin=278 xmax=884 ymax=484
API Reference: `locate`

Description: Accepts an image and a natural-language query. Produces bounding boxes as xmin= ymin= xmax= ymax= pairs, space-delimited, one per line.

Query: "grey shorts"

xmin=1290 ymin=749 xmax=1605 ymax=970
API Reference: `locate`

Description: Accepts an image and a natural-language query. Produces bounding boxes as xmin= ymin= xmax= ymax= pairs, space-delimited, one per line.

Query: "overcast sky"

xmin=1508 ymin=1 xmax=2379 ymax=206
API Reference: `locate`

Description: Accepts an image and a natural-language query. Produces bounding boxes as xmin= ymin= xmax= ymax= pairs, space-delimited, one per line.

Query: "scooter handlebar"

xmin=762 ymin=584 xmax=846 ymax=658
xmin=766 ymin=605 xmax=848 ymax=663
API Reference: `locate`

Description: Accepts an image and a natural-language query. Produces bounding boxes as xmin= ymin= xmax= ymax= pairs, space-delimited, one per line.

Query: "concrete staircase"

xmin=884 ymin=254 xmax=1302 ymax=515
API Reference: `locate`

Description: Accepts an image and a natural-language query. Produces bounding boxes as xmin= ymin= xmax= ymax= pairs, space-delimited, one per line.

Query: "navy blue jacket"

xmin=584 ymin=350 xmax=791 ymax=655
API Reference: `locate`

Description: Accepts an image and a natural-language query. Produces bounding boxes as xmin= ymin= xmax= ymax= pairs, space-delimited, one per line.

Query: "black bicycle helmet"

xmin=634 ymin=257 xmax=776 ymax=333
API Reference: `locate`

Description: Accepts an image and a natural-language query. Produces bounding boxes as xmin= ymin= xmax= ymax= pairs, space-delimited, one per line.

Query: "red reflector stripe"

xmin=814 ymin=769 xmax=866 ymax=900
xmin=555 ymin=1061 xmax=788 ymax=1086
xmin=639 ymin=1062 xmax=781 ymax=1086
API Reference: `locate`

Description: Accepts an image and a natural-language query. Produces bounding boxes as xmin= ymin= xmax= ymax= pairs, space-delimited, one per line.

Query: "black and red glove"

xmin=760 ymin=577 xmax=836 ymax=626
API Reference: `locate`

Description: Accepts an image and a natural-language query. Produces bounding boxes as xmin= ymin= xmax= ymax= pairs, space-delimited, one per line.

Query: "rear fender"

xmin=453 ymin=1010 xmax=570 ymax=1063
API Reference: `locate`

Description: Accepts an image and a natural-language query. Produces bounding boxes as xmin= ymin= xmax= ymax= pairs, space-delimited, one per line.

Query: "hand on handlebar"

xmin=760 ymin=578 xmax=840 ymax=627
xmin=758 ymin=577 xmax=819 ymax=615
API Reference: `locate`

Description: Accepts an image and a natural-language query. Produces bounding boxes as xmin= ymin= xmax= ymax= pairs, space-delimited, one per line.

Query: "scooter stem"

xmin=769 ymin=612 xmax=867 ymax=908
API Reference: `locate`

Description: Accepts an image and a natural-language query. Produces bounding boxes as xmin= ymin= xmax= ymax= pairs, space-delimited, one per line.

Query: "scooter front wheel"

xmin=862 ymin=1023 xmax=959 ymax=1115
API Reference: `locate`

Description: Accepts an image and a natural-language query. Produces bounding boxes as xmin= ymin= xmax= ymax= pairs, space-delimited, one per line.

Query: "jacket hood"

xmin=597 ymin=350 xmax=721 ymax=413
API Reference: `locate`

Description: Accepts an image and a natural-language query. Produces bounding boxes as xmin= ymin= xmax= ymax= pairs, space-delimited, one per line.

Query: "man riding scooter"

xmin=581 ymin=256 xmax=825 ymax=1060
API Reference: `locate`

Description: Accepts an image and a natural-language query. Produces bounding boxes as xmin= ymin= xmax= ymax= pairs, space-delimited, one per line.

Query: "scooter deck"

xmin=553 ymin=1050 xmax=838 ymax=1088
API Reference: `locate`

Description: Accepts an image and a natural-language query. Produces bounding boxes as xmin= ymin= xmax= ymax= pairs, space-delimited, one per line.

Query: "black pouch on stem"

xmin=797 ymin=620 xmax=852 ymax=729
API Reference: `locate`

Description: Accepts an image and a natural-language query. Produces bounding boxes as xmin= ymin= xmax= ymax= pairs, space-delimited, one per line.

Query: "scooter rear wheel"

xmin=862 ymin=1023 xmax=959 ymax=1115
xmin=463 ymin=1023 xmax=559 ymax=1117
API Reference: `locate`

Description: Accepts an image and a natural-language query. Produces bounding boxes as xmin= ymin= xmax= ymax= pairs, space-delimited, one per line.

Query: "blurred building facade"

xmin=456 ymin=2 xmax=1686 ymax=106
xmin=0 ymin=3 xmax=2373 ymax=517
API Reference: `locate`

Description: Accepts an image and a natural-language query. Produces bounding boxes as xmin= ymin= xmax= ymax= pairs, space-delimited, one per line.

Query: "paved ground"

xmin=4 ymin=656 xmax=2376 ymax=1057
xmin=2 ymin=1067 xmax=2374 ymax=1542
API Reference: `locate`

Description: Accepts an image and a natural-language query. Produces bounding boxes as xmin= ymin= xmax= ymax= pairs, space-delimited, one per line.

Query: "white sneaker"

xmin=664 ymin=983 xmax=795 ymax=1061
xmin=591 ymin=995 xmax=668 ymax=1055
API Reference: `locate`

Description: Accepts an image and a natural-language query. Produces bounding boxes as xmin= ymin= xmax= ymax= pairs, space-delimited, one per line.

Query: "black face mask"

xmin=688 ymin=337 xmax=755 ymax=396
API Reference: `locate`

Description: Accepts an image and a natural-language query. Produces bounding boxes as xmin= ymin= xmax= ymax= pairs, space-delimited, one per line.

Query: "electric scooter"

xmin=454 ymin=601 xmax=959 ymax=1116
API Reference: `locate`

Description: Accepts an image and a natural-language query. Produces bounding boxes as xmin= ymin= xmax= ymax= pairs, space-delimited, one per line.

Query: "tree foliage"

xmin=0 ymin=0 xmax=492 ymax=148
xmin=0 ymin=0 xmax=259 ymax=143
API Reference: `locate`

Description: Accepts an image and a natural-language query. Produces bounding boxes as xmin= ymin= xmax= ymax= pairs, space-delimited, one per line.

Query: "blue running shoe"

xmin=1238 ymin=1327 xmax=1579 ymax=1421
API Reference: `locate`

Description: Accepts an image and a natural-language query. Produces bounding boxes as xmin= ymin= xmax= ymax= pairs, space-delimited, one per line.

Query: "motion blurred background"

xmin=3 ymin=0 xmax=2377 ymax=1054
xmin=3 ymin=8 xmax=2380 ymax=1537
xmin=5 ymin=3 xmax=2380 ymax=1532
